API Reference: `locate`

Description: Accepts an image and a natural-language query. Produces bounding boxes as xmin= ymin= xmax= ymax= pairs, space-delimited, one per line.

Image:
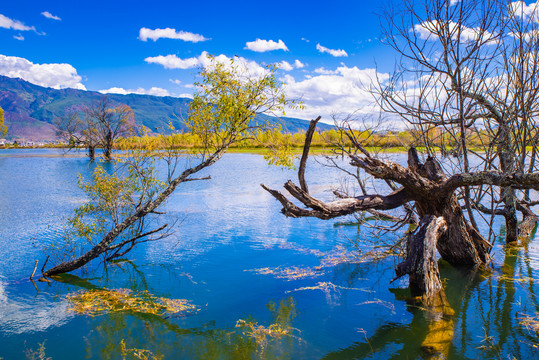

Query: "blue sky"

xmin=1 ymin=0 xmax=397 ymax=120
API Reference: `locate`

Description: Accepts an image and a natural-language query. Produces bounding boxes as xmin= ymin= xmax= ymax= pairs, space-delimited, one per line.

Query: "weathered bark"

xmin=394 ymin=216 xmax=447 ymax=297
xmin=88 ymin=146 xmax=95 ymax=161
xmin=517 ymin=204 xmax=538 ymax=240
xmin=261 ymin=182 xmax=412 ymax=220
xmin=498 ymin=122 xmax=519 ymax=243
xmin=298 ymin=116 xmax=320 ymax=193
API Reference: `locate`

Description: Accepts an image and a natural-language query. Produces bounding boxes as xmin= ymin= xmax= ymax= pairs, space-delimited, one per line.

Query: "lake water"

xmin=0 ymin=149 xmax=538 ymax=359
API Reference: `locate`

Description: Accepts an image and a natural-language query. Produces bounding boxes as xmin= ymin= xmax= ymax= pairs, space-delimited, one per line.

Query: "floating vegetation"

xmin=119 ymin=339 xmax=163 ymax=360
xmin=287 ymin=281 xmax=371 ymax=296
xmin=519 ymin=313 xmax=539 ymax=334
xmin=277 ymin=242 xmax=324 ymax=257
xmin=318 ymin=245 xmax=364 ymax=268
xmin=66 ymin=288 xmax=198 ymax=317
xmin=245 ymin=266 xmax=324 ymax=281
xmin=495 ymin=274 xmax=535 ymax=284
xmin=357 ymin=299 xmax=396 ymax=312
xmin=277 ymin=243 xmax=363 ymax=268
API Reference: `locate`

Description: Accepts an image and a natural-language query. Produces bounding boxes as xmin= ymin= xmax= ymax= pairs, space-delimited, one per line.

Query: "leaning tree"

xmin=42 ymin=57 xmax=299 ymax=277
xmin=264 ymin=0 xmax=539 ymax=300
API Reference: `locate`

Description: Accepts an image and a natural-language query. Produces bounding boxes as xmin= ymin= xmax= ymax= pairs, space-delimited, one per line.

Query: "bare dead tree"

xmin=370 ymin=0 xmax=539 ymax=243
xmin=263 ymin=135 xmax=539 ymax=300
xmin=87 ymin=97 xmax=136 ymax=161
xmin=56 ymin=106 xmax=100 ymax=160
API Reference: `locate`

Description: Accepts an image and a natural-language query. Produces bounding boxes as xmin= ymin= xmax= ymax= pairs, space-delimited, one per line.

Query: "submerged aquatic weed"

xmin=120 ymin=339 xmax=163 ymax=360
xmin=235 ymin=297 xmax=299 ymax=353
xmin=24 ymin=341 xmax=51 ymax=360
xmin=286 ymin=281 xmax=369 ymax=294
xmin=246 ymin=266 xmax=324 ymax=281
xmin=519 ymin=313 xmax=539 ymax=334
xmin=318 ymin=245 xmax=364 ymax=267
xmin=66 ymin=288 xmax=198 ymax=317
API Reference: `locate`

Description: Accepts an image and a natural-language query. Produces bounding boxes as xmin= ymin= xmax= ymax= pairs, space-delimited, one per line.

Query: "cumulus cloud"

xmin=316 ymin=43 xmax=348 ymax=57
xmin=41 ymin=11 xmax=61 ymax=21
xmin=145 ymin=54 xmax=200 ymax=69
xmin=145 ymin=51 xmax=268 ymax=77
xmin=0 ymin=14 xmax=35 ymax=31
xmin=99 ymin=86 xmax=171 ymax=97
xmin=314 ymin=67 xmax=338 ymax=75
xmin=294 ymin=59 xmax=305 ymax=69
xmin=281 ymin=65 xmax=388 ymax=120
xmin=169 ymin=79 xmax=182 ymax=85
xmin=277 ymin=60 xmax=305 ymax=71
xmin=245 ymin=39 xmax=288 ymax=52
xmin=13 ymin=34 xmax=24 ymax=41
xmin=413 ymin=20 xmax=494 ymax=43
xmin=0 ymin=54 xmax=85 ymax=90
xmin=139 ymin=27 xmax=209 ymax=42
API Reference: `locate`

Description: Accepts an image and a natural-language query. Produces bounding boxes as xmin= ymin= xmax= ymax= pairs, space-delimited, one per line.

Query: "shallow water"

xmin=0 ymin=149 xmax=538 ymax=359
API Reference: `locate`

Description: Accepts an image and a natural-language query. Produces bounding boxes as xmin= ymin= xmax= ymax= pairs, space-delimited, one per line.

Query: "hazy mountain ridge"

xmin=0 ymin=76 xmax=331 ymax=141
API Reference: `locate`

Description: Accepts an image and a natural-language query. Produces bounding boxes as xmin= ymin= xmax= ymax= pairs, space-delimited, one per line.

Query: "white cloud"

xmin=139 ymin=27 xmax=209 ymax=42
xmin=145 ymin=51 xmax=268 ymax=77
xmin=277 ymin=60 xmax=305 ymax=71
xmin=281 ymin=65 xmax=389 ymax=120
xmin=245 ymin=39 xmax=288 ymax=52
xmin=0 ymin=14 xmax=35 ymax=31
xmin=413 ymin=20 xmax=494 ymax=43
xmin=41 ymin=11 xmax=61 ymax=21
xmin=99 ymin=86 xmax=171 ymax=97
xmin=169 ymin=79 xmax=182 ymax=85
xmin=294 ymin=59 xmax=305 ymax=69
xmin=316 ymin=43 xmax=348 ymax=57
xmin=0 ymin=54 xmax=85 ymax=90
xmin=145 ymin=54 xmax=200 ymax=69
xmin=13 ymin=34 xmax=24 ymax=41
xmin=278 ymin=61 xmax=294 ymax=71
xmin=314 ymin=67 xmax=339 ymax=75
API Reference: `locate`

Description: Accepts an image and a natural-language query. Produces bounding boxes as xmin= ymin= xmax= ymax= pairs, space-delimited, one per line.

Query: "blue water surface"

xmin=0 ymin=149 xmax=538 ymax=359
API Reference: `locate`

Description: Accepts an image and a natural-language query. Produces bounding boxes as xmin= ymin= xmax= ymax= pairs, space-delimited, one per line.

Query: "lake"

xmin=0 ymin=149 xmax=538 ymax=359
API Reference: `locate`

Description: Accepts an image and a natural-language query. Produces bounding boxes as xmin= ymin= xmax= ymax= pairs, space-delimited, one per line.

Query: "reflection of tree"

xmin=321 ymin=263 xmax=484 ymax=359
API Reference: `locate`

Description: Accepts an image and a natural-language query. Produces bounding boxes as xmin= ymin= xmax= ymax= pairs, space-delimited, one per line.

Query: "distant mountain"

xmin=0 ymin=76 xmax=332 ymax=141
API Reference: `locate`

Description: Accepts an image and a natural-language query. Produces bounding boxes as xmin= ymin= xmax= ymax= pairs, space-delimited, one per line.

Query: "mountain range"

xmin=0 ymin=75 xmax=331 ymax=141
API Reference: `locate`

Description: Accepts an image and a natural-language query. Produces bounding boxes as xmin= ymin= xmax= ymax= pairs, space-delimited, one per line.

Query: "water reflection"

xmin=1 ymin=150 xmax=539 ymax=359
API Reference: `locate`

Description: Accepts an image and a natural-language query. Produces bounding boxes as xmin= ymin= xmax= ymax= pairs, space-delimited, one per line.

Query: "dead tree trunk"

xmin=394 ymin=216 xmax=446 ymax=297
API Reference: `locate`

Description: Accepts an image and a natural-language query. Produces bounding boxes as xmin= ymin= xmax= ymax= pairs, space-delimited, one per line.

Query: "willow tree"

xmin=43 ymin=57 xmax=299 ymax=277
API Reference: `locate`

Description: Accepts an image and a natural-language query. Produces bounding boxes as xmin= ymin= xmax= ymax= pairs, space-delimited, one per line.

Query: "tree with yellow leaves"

xmin=43 ymin=55 xmax=299 ymax=277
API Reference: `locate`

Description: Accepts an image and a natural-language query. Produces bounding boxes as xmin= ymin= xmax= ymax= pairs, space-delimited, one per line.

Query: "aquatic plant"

xmin=119 ymin=340 xmax=163 ymax=360
xmin=66 ymin=288 xmax=198 ymax=317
